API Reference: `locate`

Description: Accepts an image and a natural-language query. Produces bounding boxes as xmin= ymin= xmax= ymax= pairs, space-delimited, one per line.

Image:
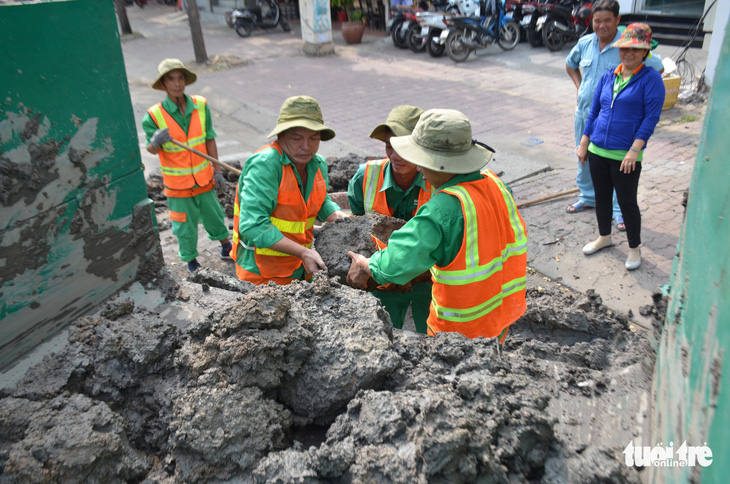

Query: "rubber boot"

xmin=582 ymin=235 xmax=612 ymax=255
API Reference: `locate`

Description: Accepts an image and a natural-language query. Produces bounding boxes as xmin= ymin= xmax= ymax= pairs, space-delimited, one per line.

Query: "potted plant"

xmin=341 ymin=8 xmax=365 ymax=44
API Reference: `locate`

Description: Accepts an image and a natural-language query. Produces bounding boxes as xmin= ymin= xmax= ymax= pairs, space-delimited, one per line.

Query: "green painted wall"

xmin=0 ymin=0 xmax=162 ymax=370
xmin=650 ymin=22 xmax=729 ymax=484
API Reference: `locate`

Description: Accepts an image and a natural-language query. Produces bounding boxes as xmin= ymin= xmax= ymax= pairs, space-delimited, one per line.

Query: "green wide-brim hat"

xmin=369 ymin=105 xmax=424 ymax=142
xmin=390 ymin=109 xmax=492 ymax=174
xmin=267 ymin=96 xmax=335 ymax=141
xmin=152 ymin=58 xmax=197 ymax=90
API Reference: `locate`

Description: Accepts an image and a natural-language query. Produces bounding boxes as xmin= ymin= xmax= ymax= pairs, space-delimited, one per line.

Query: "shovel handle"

xmin=169 ymin=139 xmax=242 ymax=176
xmin=516 ymin=188 xmax=580 ymax=209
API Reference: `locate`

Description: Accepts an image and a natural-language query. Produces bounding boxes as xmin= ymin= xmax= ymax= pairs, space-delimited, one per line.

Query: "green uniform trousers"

xmin=168 ymin=190 xmax=229 ymax=262
xmin=373 ymin=282 xmax=432 ymax=334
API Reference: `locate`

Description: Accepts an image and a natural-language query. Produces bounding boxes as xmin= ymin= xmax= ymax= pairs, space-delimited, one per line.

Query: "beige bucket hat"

xmin=369 ymin=105 xmax=424 ymax=142
xmin=390 ymin=109 xmax=493 ymax=174
xmin=152 ymin=58 xmax=197 ymax=90
xmin=267 ymin=96 xmax=335 ymax=141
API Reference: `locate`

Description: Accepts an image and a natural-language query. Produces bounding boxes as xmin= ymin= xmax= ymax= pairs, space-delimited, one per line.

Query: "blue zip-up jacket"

xmin=583 ymin=65 xmax=665 ymax=151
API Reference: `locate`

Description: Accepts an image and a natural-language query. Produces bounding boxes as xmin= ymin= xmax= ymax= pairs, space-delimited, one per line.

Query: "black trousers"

xmin=588 ymin=152 xmax=642 ymax=248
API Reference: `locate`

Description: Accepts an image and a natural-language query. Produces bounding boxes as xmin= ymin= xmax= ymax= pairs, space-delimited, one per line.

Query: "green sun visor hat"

xmin=390 ymin=109 xmax=493 ymax=175
xmin=151 ymin=58 xmax=197 ymax=90
xmin=267 ymin=96 xmax=335 ymax=141
xmin=369 ymin=105 xmax=424 ymax=142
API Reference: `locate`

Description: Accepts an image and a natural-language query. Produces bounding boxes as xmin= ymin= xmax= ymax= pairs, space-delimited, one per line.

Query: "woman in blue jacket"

xmin=576 ymin=23 xmax=665 ymax=270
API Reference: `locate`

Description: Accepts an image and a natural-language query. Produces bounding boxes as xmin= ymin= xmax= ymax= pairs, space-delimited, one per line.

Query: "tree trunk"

xmin=114 ymin=0 xmax=133 ymax=35
xmin=186 ymin=0 xmax=208 ymax=64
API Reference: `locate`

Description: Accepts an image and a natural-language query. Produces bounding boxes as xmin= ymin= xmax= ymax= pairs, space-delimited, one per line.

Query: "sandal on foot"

xmin=615 ymin=216 xmax=626 ymax=232
xmin=566 ymin=200 xmax=591 ymax=213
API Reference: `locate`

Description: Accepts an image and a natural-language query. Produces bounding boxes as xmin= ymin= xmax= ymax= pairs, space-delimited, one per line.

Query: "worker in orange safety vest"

xmin=346 ymin=105 xmax=434 ymax=334
xmin=230 ymin=96 xmax=348 ymax=285
xmin=347 ymin=109 xmax=527 ymax=342
xmin=143 ymin=58 xmax=231 ymax=274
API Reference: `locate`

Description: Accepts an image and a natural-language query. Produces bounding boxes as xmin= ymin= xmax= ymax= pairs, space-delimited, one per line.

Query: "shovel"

xmin=169 ymin=139 xmax=242 ymax=176
xmin=516 ymin=188 xmax=580 ymax=209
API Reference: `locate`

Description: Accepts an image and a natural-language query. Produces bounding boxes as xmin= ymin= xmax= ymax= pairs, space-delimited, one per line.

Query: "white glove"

xmin=150 ymin=128 xmax=172 ymax=148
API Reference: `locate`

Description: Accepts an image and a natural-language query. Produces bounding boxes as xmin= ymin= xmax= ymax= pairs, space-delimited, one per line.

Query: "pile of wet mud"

xmin=1 ymin=270 xmax=652 ymax=483
xmin=314 ymin=212 xmax=406 ymax=283
xmin=326 ymin=153 xmax=370 ymax=193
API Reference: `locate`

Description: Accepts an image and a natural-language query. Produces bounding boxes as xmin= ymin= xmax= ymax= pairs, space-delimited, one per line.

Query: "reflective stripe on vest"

xmin=427 ymin=172 xmax=527 ymax=338
xmin=362 ymin=159 xmax=433 ymax=217
xmin=147 ymin=95 xmax=213 ymax=195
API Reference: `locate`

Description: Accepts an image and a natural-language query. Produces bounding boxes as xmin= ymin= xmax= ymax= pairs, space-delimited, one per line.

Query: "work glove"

xmin=150 ymin=128 xmax=172 ymax=148
xmin=214 ymin=171 xmax=227 ymax=197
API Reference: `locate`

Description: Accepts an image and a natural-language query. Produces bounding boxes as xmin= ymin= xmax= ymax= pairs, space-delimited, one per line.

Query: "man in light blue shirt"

xmin=565 ymin=0 xmax=663 ymax=229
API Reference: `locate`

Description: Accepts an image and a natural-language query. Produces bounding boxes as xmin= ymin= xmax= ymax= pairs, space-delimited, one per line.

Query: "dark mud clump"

xmin=1 ymin=271 xmax=650 ymax=483
xmin=313 ymin=212 xmax=406 ymax=283
xmin=327 ymin=153 xmax=372 ymax=193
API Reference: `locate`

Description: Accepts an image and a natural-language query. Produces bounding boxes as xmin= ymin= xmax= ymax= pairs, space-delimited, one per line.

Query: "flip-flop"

xmin=615 ymin=216 xmax=626 ymax=231
xmin=566 ymin=200 xmax=589 ymax=213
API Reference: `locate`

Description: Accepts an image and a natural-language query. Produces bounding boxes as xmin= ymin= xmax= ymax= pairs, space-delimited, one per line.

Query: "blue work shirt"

xmin=566 ymin=30 xmax=664 ymax=117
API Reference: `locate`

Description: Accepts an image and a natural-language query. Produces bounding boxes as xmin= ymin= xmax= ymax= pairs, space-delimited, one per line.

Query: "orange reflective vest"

xmin=147 ymin=95 xmax=214 ymax=198
xmin=362 ymin=158 xmax=433 ymax=217
xmin=231 ymin=142 xmax=328 ymax=280
xmin=428 ymin=170 xmax=527 ymax=338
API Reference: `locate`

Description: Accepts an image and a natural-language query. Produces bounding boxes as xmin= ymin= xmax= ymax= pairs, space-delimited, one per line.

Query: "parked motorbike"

xmin=390 ymin=8 xmax=421 ymax=49
xmin=443 ymin=0 xmax=521 ymax=63
xmin=541 ymin=0 xmax=592 ymax=51
xmin=406 ymin=11 xmax=454 ymax=55
xmin=511 ymin=0 xmax=549 ymax=47
xmin=403 ymin=0 xmax=478 ymax=54
xmin=232 ymin=0 xmax=291 ymax=38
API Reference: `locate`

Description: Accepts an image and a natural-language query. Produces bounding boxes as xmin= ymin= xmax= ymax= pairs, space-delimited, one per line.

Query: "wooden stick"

xmin=516 ymin=187 xmax=580 ymax=209
xmin=169 ymin=139 xmax=242 ymax=176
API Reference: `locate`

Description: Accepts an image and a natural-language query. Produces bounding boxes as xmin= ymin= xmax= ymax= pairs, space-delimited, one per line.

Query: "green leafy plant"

xmin=350 ymin=9 xmax=363 ymax=22
xmin=331 ymin=0 xmax=360 ymax=22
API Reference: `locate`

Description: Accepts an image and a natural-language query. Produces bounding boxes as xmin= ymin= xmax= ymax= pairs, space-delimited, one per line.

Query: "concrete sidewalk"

xmin=120 ymin=3 xmax=707 ymax=329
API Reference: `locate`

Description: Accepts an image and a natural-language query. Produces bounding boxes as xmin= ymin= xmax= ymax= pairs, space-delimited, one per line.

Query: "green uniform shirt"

xmin=142 ymin=94 xmax=217 ymax=142
xmin=347 ymin=159 xmax=428 ymax=221
xmin=369 ymin=172 xmax=484 ymax=286
xmin=236 ymin=146 xmax=341 ymax=279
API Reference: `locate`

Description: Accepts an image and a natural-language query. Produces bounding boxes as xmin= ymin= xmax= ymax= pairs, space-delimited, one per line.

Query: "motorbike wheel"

xmin=542 ymin=18 xmax=567 ymax=51
xmin=234 ymin=20 xmax=254 ymax=38
xmin=279 ymin=17 xmax=291 ymax=32
xmin=498 ymin=20 xmax=520 ymax=50
xmin=406 ymin=23 xmax=427 ymax=53
xmin=392 ymin=21 xmax=409 ymax=49
xmin=445 ymin=29 xmax=471 ymax=63
xmin=426 ymin=30 xmax=445 ymax=57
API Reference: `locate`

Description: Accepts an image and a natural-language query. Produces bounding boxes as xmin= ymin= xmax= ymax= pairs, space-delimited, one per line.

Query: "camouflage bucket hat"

xmin=152 ymin=58 xmax=197 ymax=90
xmin=369 ymin=105 xmax=424 ymax=142
xmin=390 ymin=109 xmax=492 ymax=175
xmin=267 ymin=96 xmax=335 ymax=141
xmin=613 ymin=23 xmax=652 ymax=49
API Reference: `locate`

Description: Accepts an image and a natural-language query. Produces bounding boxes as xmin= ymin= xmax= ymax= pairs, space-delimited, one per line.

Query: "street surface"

xmin=121 ymin=3 xmax=707 ymax=329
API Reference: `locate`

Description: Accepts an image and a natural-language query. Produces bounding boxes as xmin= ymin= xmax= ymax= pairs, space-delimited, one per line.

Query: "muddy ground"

xmin=0 ymin=263 xmax=661 ymax=483
xmin=0 ymin=164 xmax=664 ymax=482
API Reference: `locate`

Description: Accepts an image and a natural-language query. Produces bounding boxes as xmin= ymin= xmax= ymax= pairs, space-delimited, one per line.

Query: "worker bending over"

xmin=347 ymin=105 xmax=433 ymax=334
xmin=347 ymin=109 xmax=527 ymax=341
xmin=231 ymin=96 xmax=348 ymax=285
xmin=143 ymin=58 xmax=231 ymax=274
